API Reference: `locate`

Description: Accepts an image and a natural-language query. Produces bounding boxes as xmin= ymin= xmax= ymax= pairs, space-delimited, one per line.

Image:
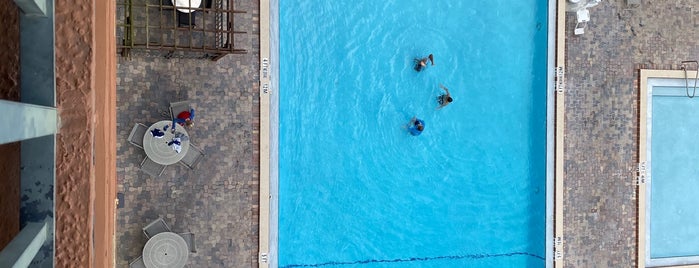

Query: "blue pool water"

xmin=279 ymin=1 xmax=548 ymax=267
xmin=650 ymin=86 xmax=699 ymax=259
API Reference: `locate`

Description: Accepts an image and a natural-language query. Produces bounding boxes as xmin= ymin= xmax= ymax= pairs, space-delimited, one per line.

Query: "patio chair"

xmin=626 ymin=0 xmax=640 ymax=7
xmin=128 ymin=123 xmax=149 ymax=149
xmin=574 ymin=9 xmax=589 ymax=35
xmin=142 ymin=217 xmax=171 ymax=239
xmin=179 ymin=143 xmax=205 ymax=169
xmin=178 ymin=232 xmax=197 ymax=253
xmin=129 ymin=256 xmax=146 ymax=268
xmin=169 ymin=101 xmax=191 ymax=120
xmin=140 ymin=156 xmax=166 ymax=177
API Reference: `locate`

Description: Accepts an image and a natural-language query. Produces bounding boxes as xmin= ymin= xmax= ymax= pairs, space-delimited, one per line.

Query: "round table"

xmin=143 ymin=120 xmax=190 ymax=165
xmin=142 ymin=232 xmax=189 ymax=268
xmin=174 ymin=0 xmax=202 ymax=13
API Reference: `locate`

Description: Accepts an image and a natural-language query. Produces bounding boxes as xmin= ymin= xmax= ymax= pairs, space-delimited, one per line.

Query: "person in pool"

xmin=414 ymin=54 xmax=434 ymax=72
xmin=437 ymin=84 xmax=453 ymax=109
xmin=408 ymin=116 xmax=425 ymax=136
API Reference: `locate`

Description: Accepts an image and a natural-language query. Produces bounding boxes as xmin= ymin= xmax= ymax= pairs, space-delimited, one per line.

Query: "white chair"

xmin=169 ymin=101 xmax=191 ymax=121
xmin=574 ymin=9 xmax=590 ymax=35
xmin=179 ymin=143 xmax=205 ymax=169
xmin=140 ymin=156 xmax=166 ymax=177
xmin=129 ymin=256 xmax=146 ymax=268
xmin=142 ymin=217 xmax=171 ymax=238
xmin=178 ymin=232 xmax=197 ymax=253
xmin=626 ymin=0 xmax=640 ymax=7
xmin=128 ymin=123 xmax=149 ymax=148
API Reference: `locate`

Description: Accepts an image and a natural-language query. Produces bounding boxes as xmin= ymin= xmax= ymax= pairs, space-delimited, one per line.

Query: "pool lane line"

xmin=281 ymin=251 xmax=546 ymax=268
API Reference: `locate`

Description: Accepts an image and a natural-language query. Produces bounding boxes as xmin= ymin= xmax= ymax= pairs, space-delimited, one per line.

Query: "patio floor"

xmin=114 ymin=0 xmax=260 ymax=266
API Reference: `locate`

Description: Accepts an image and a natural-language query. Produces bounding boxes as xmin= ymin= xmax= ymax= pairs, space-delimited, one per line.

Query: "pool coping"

xmin=638 ymin=69 xmax=699 ymax=268
xmin=553 ymin=0 xmax=565 ymax=267
xmin=259 ymin=0 xmax=272 ymax=266
xmin=258 ymin=0 xmax=563 ymax=267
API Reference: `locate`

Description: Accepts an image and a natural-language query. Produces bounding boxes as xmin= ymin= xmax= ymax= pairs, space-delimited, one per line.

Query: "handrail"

xmin=116 ymin=0 xmax=248 ymax=60
xmin=681 ymin=60 xmax=698 ymax=98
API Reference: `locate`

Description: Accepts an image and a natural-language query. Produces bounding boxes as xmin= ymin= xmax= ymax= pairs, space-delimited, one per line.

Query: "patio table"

xmin=173 ymin=0 xmax=202 ymax=13
xmin=143 ymin=120 xmax=190 ymax=165
xmin=142 ymin=232 xmax=189 ymax=268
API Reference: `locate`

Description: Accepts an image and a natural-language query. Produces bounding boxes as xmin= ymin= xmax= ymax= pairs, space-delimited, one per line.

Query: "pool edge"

xmin=259 ymin=0 xmax=272 ymax=266
xmin=552 ymin=0 xmax=566 ymax=267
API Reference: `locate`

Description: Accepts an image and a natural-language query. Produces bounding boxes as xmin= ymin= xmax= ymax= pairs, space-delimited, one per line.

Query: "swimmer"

xmin=414 ymin=54 xmax=434 ymax=72
xmin=436 ymin=84 xmax=452 ymax=109
xmin=408 ymin=116 xmax=425 ymax=136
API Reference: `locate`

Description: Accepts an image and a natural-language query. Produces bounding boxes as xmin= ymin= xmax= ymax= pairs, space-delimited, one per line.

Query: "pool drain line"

xmin=281 ymin=251 xmax=546 ymax=268
xmin=681 ymin=60 xmax=698 ymax=98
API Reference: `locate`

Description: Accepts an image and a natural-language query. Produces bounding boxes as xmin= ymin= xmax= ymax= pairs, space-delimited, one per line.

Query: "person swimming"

xmin=408 ymin=116 xmax=425 ymax=136
xmin=414 ymin=54 xmax=434 ymax=72
xmin=437 ymin=84 xmax=453 ymax=109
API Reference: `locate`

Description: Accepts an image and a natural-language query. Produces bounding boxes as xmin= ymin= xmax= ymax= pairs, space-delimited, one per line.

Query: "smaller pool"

xmin=643 ymin=74 xmax=699 ymax=267
xmin=650 ymin=86 xmax=699 ymax=258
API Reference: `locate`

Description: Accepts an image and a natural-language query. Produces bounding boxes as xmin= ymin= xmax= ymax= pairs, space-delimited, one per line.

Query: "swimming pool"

xmin=640 ymin=71 xmax=699 ymax=267
xmin=273 ymin=1 xmax=553 ymax=267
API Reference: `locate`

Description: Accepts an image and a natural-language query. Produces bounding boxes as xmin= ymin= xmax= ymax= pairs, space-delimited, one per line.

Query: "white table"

xmin=142 ymin=232 xmax=189 ymax=268
xmin=174 ymin=0 xmax=202 ymax=13
xmin=143 ymin=120 xmax=190 ymax=165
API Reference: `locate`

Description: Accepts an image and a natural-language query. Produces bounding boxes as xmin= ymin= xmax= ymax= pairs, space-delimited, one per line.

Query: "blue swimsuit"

xmin=409 ymin=119 xmax=425 ymax=136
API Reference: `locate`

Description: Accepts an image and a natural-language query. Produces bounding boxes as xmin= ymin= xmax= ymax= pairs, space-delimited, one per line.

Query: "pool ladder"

xmin=681 ymin=60 xmax=698 ymax=98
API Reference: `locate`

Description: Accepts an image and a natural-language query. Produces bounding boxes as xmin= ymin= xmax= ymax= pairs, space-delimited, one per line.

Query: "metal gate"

xmin=117 ymin=0 xmax=247 ymax=60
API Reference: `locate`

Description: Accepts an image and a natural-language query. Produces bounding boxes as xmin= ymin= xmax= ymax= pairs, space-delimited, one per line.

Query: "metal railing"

xmin=116 ymin=0 xmax=247 ymax=61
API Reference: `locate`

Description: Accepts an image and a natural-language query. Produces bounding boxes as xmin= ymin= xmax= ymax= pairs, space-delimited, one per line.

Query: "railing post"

xmin=0 ymin=100 xmax=56 ymax=145
xmin=0 ymin=221 xmax=48 ymax=268
xmin=13 ymin=0 xmax=47 ymax=17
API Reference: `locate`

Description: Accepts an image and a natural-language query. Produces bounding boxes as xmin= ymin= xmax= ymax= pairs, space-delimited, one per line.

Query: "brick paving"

xmin=113 ymin=0 xmax=699 ymax=267
xmin=114 ymin=0 xmax=260 ymax=267
xmin=563 ymin=0 xmax=699 ymax=266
